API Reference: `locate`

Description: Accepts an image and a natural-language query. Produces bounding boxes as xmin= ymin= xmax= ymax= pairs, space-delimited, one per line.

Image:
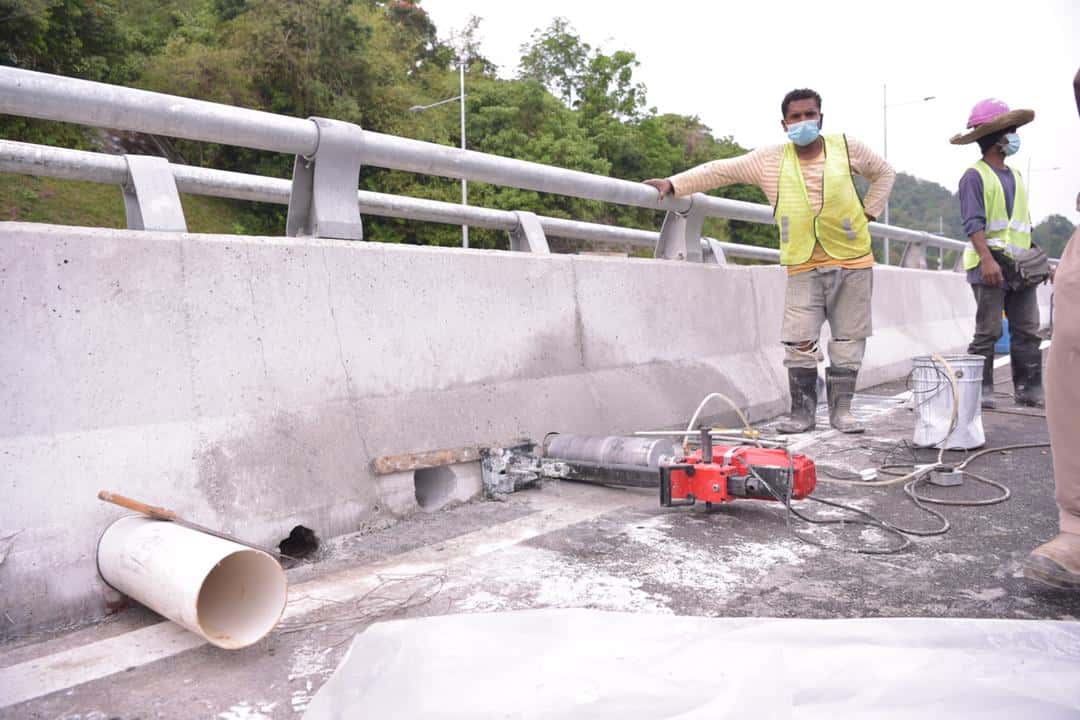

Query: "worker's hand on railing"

xmin=643 ymin=178 xmax=674 ymax=199
xmin=979 ymin=255 xmax=1005 ymax=287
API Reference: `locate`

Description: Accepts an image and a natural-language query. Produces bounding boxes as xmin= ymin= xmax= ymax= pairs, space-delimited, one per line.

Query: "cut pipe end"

xmin=196 ymin=549 xmax=287 ymax=649
xmin=98 ymin=516 xmax=287 ymax=649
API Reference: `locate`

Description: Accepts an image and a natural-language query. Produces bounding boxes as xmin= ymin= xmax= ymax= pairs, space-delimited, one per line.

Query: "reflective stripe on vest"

xmin=774 ymin=134 xmax=871 ymax=266
xmin=963 ymin=160 xmax=1032 ymax=270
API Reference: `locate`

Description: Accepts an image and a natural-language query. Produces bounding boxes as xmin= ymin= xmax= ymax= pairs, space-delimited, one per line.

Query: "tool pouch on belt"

xmin=990 ymin=244 xmax=1051 ymax=289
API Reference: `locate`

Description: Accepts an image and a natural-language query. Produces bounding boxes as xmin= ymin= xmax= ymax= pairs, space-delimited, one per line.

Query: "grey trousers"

xmin=781 ymin=267 xmax=873 ymax=371
xmin=967 ymin=282 xmax=1041 ymax=356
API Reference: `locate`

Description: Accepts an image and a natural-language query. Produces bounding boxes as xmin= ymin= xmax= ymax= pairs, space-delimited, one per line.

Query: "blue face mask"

xmin=1002 ymin=132 xmax=1020 ymax=156
xmin=787 ymin=119 xmax=821 ymax=147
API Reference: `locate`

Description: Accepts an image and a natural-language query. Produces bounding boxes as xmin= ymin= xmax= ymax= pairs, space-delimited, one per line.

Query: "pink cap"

xmin=967 ymin=98 xmax=1011 ymax=129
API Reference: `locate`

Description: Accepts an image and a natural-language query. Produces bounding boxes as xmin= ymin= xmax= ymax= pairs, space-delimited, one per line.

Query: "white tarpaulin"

xmin=303 ymin=609 xmax=1080 ymax=719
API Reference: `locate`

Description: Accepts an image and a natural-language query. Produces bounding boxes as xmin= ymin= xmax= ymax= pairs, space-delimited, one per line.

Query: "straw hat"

xmin=949 ymin=98 xmax=1034 ymax=145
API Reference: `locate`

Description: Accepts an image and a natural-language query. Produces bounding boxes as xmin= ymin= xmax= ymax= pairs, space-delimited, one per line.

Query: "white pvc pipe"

xmin=97 ymin=516 xmax=287 ymax=649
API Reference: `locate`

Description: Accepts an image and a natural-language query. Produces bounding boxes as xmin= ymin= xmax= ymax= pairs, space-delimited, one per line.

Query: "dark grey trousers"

xmin=967 ymin=283 xmax=1041 ymax=356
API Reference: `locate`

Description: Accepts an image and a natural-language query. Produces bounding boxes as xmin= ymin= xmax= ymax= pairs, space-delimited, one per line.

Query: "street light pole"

xmin=460 ymin=57 xmax=468 ymax=249
xmin=882 ymin=84 xmax=889 ymax=264
xmin=881 ymin=84 xmax=936 ymax=264
xmin=408 ymin=56 xmax=469 ymax=249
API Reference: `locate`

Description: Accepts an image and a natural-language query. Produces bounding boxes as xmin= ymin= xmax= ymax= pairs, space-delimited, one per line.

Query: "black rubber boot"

xmin=975 ymin=348 xmax=997 ymax=410
xmin=776 ymin=367 xmax=818 ymax=434
xmin=1011 ymin=348 xmax=1045 ymax=408
xmin=826 ymin=367 xmax=865 ymax=434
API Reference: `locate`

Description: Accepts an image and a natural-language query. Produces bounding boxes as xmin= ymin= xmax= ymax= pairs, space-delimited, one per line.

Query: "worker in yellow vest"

xmin=950 ymin=99 xmax=1044 ymax=408
xmin=644 ymin=89 xmax=895 ymax=434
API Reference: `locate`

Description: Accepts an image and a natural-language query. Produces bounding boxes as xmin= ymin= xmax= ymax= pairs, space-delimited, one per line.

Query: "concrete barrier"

xmin=0 ymin=222 xmax=991 ymax=636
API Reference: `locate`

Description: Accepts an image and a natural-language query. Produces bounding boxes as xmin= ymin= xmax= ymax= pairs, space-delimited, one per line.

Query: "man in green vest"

xmin=644 ymin=89 xmax=895 ymax=434
xmin=951 ymin=99 xmax=1044 ymax=409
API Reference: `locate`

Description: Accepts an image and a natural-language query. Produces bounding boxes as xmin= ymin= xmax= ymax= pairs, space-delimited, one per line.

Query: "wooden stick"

xmin=97 ymin=491 xmax=178 ymax=521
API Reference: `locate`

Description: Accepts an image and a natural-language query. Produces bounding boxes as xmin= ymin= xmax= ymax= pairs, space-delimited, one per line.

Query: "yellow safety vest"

xmin=774 ymin=134 xmax=872 ymax=266
xmin=962 ymin=160 xmax=1032 ymax=270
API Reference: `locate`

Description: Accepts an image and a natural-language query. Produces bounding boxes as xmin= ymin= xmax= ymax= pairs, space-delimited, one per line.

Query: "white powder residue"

xmin=288 ymin=644 xmax=335 ymax=682
xmin=291 ymin=687 xmax=313 ymax=714
xmin=456 ymin=590 xmax=512 ymax=612
xmin=218 ymin=701 xmax=277 ymax=720
xmin=619 ymin=515 xmax=813 ymax=595
xmin=961 ymin=587 xmax=1007 ymax=602
xmin=533 ymin=567 xmax=671 ymax=613
xmin=446 ymin=544 xmax=671 ymax=614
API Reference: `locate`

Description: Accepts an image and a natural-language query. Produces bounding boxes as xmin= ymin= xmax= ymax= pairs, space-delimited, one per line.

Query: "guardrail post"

xmin=508 ymin=211 xmax=550 ymax=253
xmin=122 ymin=155 xmax=187 ymax=232
xmin=900 ymin=240 xmax=927 ymax=269
xmin=702 ymin=237 xmax=728 ymax=265
xmin=655 ymin=200 xmax=705 ymax=262
xmin=286 ymin=118 xmax=364 ymax=240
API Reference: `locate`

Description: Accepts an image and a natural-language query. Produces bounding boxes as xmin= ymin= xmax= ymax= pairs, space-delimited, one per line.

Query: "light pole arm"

xmin=408 ymin=95 xmax=464 ymax=112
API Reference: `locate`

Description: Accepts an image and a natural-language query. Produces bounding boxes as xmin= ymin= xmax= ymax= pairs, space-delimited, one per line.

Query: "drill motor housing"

xmin=661 ymin=445 xmax=817 ymax=507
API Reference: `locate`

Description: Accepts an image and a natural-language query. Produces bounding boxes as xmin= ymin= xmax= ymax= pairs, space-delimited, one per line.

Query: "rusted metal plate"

xmin=371 ymin=446 xmax=482 ymax=475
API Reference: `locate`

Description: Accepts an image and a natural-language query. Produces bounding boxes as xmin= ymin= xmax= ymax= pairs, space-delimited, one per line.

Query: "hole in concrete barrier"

xmin=278 ymin=525 xmax=320 ymax=559
xmin=414 ymin=466 xmax=457 ymax=511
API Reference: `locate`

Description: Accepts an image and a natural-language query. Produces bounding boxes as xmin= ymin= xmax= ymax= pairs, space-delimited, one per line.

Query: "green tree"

xmin=1033 ymin=214 xmax=1075 ymax=259
xmin=517 ymin=17 xmax=589 ymax=106
xmin=0 ymin=0 xmax=135 ymax=146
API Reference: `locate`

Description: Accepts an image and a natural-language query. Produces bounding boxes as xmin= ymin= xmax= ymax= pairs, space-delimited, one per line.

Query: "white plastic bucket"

xmin=97 ymin=516 xmax=287 ymax=649
xmin=911 ymin=354 xmax=985 ymax=449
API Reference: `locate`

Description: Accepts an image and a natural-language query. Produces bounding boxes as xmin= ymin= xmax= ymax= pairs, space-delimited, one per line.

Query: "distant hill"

xmin=861 ymin=173 xmax=1074 ymax=258
xmin=883 ymin=173 xmax=964 ymax=239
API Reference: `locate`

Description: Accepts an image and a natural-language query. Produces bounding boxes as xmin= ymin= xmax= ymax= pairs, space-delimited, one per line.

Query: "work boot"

xmin=975 ymin=348 xmax=997 ymax=410
xmin=826 ymin=367 xmax=865 ymax=434
xmin=1011 ymin=348 xmax=1045 ymax=408
xmin=1023 ymin=533 xmax=1080 ymax=590
xmin=776 ymin=367 xmax=818 ymax=434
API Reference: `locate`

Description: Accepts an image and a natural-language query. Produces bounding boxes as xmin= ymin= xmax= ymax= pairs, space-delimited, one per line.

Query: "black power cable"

xmin=745 ymin=455 xmax=912 ymax=556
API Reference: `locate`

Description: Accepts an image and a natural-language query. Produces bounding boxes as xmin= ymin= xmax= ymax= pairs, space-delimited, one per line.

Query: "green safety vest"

xmin=962 ymin=160 xmax=1032 ymax=270
xmin=774 ymin=134 xmax=872 ymax=266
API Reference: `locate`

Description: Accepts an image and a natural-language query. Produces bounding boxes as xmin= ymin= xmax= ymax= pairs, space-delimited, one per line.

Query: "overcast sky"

xmin=423 ymin=0 xmax=1080 ymax=228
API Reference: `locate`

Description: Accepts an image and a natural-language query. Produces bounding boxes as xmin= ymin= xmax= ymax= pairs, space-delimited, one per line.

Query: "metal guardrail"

xmin=0 ymin=66 xmax=983 ymax=268
xmin=0 ymin=139 xmax=784 ymax=262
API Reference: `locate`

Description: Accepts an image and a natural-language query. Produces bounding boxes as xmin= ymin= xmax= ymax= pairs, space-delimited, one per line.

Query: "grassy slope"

xmin=0 ymin=174 xmax=263 ymax=234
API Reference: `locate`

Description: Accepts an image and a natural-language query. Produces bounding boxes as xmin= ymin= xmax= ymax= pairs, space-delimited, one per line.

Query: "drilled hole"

xmin=414 ymin=466 xmax=457 ymax=511
xmin=278 ymin=525 xmax=319 ymax=559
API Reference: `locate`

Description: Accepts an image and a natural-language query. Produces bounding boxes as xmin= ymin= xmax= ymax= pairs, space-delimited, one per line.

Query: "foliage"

xmin=0 ymin=172 xmax=271 ymax=233
xmin=0 ymin=0 xmax=137 ymax=146
xmin=4 ymin=4 xmax=1054 ymax=257
xmin=1033 ymin=214 xmax=1075 ymax=259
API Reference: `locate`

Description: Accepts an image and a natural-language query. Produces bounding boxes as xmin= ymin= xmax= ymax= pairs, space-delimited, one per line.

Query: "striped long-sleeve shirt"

xmin=669 ymin=136 xmax=895 ymax=274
